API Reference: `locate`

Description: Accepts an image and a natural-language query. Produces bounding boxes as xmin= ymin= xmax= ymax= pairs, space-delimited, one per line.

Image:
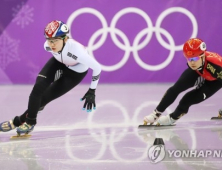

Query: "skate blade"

xmin=211 ymin=117 xmax=222 ymax=120
xmin=10 ymin=134 xmax=31 ymax=139
xmin=143 ymin=121 xmax=154 ymax=125
xmin=138 ymin=124 xmax=176 ymax=128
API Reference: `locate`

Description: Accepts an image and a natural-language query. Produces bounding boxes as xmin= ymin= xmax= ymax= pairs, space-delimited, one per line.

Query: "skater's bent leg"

xmin=4 ymin=58 xmax=63 ymax=129
xmin=157 ymin=88 xmax=210 ymax=125
xmin=18 ymin=69 xmax=87 ymax=126
xmin=40 ymin=70 xmax=87 ymax=107
xmin=144 ymin=69 xmax=198 ymax=125
xmin=156 ymin=86 xmax=184 ymax=112
xmin=26 ymin=77 xmax=51 ymax=125
xmin=24 ymin=58 xmax=64 ymax=125
xmin=170 ymin=81 xmax=222 ymax=120
xmin=156 ymin=68 xmax=199 ymax=112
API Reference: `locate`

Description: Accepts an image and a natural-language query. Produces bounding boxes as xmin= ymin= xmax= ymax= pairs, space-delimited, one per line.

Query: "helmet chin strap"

xmin=58 ymin=37 xmax=66 ymax=54
xmin=197 ymin=57 xmax=205 ymax=71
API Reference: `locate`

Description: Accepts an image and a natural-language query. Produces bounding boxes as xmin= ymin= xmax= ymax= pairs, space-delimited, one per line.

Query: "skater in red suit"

xmin=0 ymin=20 xmax=101 ymax=135
xmin=144 ymin=38 xmax=222 ymax=125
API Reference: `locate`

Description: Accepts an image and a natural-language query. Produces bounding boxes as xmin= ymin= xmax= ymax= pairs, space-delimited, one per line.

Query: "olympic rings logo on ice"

xmin=67 ymin=7 xmax=198 ymax=71
xmin=65 ymin=100 xmax=197 ymax=162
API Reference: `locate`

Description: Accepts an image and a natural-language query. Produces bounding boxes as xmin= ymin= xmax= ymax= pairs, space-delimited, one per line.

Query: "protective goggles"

xmin=186 ymin=56 xmax=201 ymax=62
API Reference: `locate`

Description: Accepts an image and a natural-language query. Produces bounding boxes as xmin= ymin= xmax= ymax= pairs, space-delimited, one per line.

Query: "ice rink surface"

xmin=0 ymin=84 xmax=222 ymax=170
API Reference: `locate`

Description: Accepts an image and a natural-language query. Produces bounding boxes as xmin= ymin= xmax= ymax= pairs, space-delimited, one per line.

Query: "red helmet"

xmin=44 ymin=20 xmax=69 ymax=39
xmin=183 ymin=38 xmax=207 ymax=58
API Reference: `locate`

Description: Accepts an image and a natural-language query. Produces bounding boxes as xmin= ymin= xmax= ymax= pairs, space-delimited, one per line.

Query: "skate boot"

xmin=16 ymin=123 xmax=35 ymax=136
xmin=156 ymin=115 xmax=176 ymax=126
xmin=143 ymin=110 xmax=162 ymax=125
xmin=0 ymin=119 xmax=15 ymax=132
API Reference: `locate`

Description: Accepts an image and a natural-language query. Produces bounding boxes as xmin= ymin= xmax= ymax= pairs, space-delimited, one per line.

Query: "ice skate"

xmin=0 ymin=119 xmax=15 ymax=132
xmin=11 ymin=123 xmax=34 ymax=139
xmin=211 ymin=109 xmax=222 ymax=120
xmin=17 ymin=122 xmax=34 ymax=135
xmin=143 ymin=111 xmax=161 ymax=125
xmin=156 ymin=115 xmax=176 ymax=126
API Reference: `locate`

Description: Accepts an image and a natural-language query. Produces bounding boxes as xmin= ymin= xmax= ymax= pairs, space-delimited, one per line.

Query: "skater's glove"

xmin=81 ymin=88 xmax=96 ymax=112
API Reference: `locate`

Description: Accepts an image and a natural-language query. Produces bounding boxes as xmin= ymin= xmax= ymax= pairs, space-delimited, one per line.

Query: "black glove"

xmin=81 ymin=88 xmax=96 ymax=112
